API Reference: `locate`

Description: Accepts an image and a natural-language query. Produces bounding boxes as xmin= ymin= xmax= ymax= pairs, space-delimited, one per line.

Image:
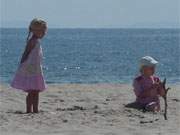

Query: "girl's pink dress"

xmin=133 ymin=75 xmax=164 ymax=110
xmin=11 ymin=38 xmax=46 ymax=92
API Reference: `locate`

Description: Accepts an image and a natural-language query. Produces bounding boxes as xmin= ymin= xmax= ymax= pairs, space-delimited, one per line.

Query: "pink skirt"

xmin=11 ymin=73 xmax=46 ymax=92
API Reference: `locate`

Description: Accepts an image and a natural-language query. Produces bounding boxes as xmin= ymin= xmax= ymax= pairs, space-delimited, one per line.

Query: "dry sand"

xmin=0 ymin=83 xmax=180 ymax=135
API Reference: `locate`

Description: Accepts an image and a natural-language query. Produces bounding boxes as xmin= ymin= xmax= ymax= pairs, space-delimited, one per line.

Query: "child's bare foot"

xmin=33 ymin=109 xmax=39 ymax=113
xmin=26 ymin=111 xmax=32 ymax=113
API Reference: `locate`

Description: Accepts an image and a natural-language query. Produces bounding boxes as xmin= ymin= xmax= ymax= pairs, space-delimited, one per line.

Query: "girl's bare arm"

xmin=157 ymin=83 xmax=166 ymax=96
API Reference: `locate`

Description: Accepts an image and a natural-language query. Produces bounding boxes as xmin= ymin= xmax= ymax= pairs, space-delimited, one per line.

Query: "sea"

xmin=0 ymin=28 xmax=179 ymax=84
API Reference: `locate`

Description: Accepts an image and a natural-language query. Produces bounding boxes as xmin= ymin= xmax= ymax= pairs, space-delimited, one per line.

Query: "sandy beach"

xmin=0 ymin=83 xmax=180 ymax=135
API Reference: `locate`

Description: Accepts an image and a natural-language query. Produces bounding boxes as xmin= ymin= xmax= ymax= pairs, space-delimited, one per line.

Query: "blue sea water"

xmin=0 ymin=28 xmax=180 ymax=84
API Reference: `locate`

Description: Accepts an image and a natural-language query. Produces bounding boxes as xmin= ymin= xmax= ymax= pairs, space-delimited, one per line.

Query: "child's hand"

xmin=151 ymin=82 xmax=160 ymax=89
xmin=157 ymin=81 xmax=166 ymax=96
xmin=152 ymin=82 xmax=166 ymax=97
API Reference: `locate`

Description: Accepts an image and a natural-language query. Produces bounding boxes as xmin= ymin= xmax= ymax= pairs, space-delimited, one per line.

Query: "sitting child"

xmin=133 ymin=56 xmax=165 ymax=112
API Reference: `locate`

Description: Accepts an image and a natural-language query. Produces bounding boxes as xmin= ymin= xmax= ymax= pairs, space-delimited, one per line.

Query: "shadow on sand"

xmin=125 ymin=102 xmax=146 ymax=112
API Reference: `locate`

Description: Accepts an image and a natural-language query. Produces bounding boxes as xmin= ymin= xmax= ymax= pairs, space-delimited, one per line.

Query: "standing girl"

xmin=11 ymin=18 xmax=47 ymax=113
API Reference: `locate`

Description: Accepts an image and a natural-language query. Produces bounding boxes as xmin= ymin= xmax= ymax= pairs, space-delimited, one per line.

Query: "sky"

xmin=1 ymin=0 xmax=180 ymax=28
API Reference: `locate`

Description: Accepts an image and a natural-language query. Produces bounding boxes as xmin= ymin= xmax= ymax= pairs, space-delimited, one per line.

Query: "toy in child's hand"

xmin=161 ymin=78 xmax=171 ymax=120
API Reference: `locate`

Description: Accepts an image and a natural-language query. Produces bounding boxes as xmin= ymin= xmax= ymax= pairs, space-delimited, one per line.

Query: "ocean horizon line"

xmin=0 ymin=27 xmax=180 ymax=30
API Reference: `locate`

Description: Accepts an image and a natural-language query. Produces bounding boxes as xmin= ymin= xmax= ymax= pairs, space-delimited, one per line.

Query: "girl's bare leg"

xmin=32 ymin=91 xmax=39 ymax=113
xmin=26 ymin=92 xmax=33 ymax=113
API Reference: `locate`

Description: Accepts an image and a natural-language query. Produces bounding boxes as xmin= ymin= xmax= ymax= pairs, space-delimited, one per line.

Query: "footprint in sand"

xmin=140 ymin=118 xmax=159 ymax=124
xmin=171 ymin=98 xmax=180 ymax=102
xmin=56 ymin=106 xmax=86 ymax=111
xmin=62 ymin=119 xmax=68 ymax=123
xmin=54 ymin=99 xmax=65 ymax=102
xmin=140 ymin=120 xmax=153 ymax=124
xmin=46 ymin=94 xmax=59 ymax=98
xmin=76 ymin=99 xmax=85 ymax=102
xmin=6 ymin=110 xmax=25 ymax=114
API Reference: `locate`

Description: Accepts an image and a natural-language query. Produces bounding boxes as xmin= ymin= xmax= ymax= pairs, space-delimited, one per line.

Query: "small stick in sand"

xmin=161 ymin=78 xmax=170 ymax=120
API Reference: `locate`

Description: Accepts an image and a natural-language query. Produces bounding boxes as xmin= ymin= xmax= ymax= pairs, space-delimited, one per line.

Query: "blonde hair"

xmin=26 ymin=18 xmax=47 ymax=42
xmin=139 ymin=65 xmax=144 ymax=74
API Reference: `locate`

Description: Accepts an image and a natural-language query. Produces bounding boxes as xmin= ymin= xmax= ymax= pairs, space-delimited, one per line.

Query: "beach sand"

xmin=0 ymin=83 xmax=180 ymax=135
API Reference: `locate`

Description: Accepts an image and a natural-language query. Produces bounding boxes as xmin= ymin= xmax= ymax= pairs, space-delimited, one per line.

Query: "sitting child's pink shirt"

xmin=133 ymin=75 xmax=164 ymax=110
